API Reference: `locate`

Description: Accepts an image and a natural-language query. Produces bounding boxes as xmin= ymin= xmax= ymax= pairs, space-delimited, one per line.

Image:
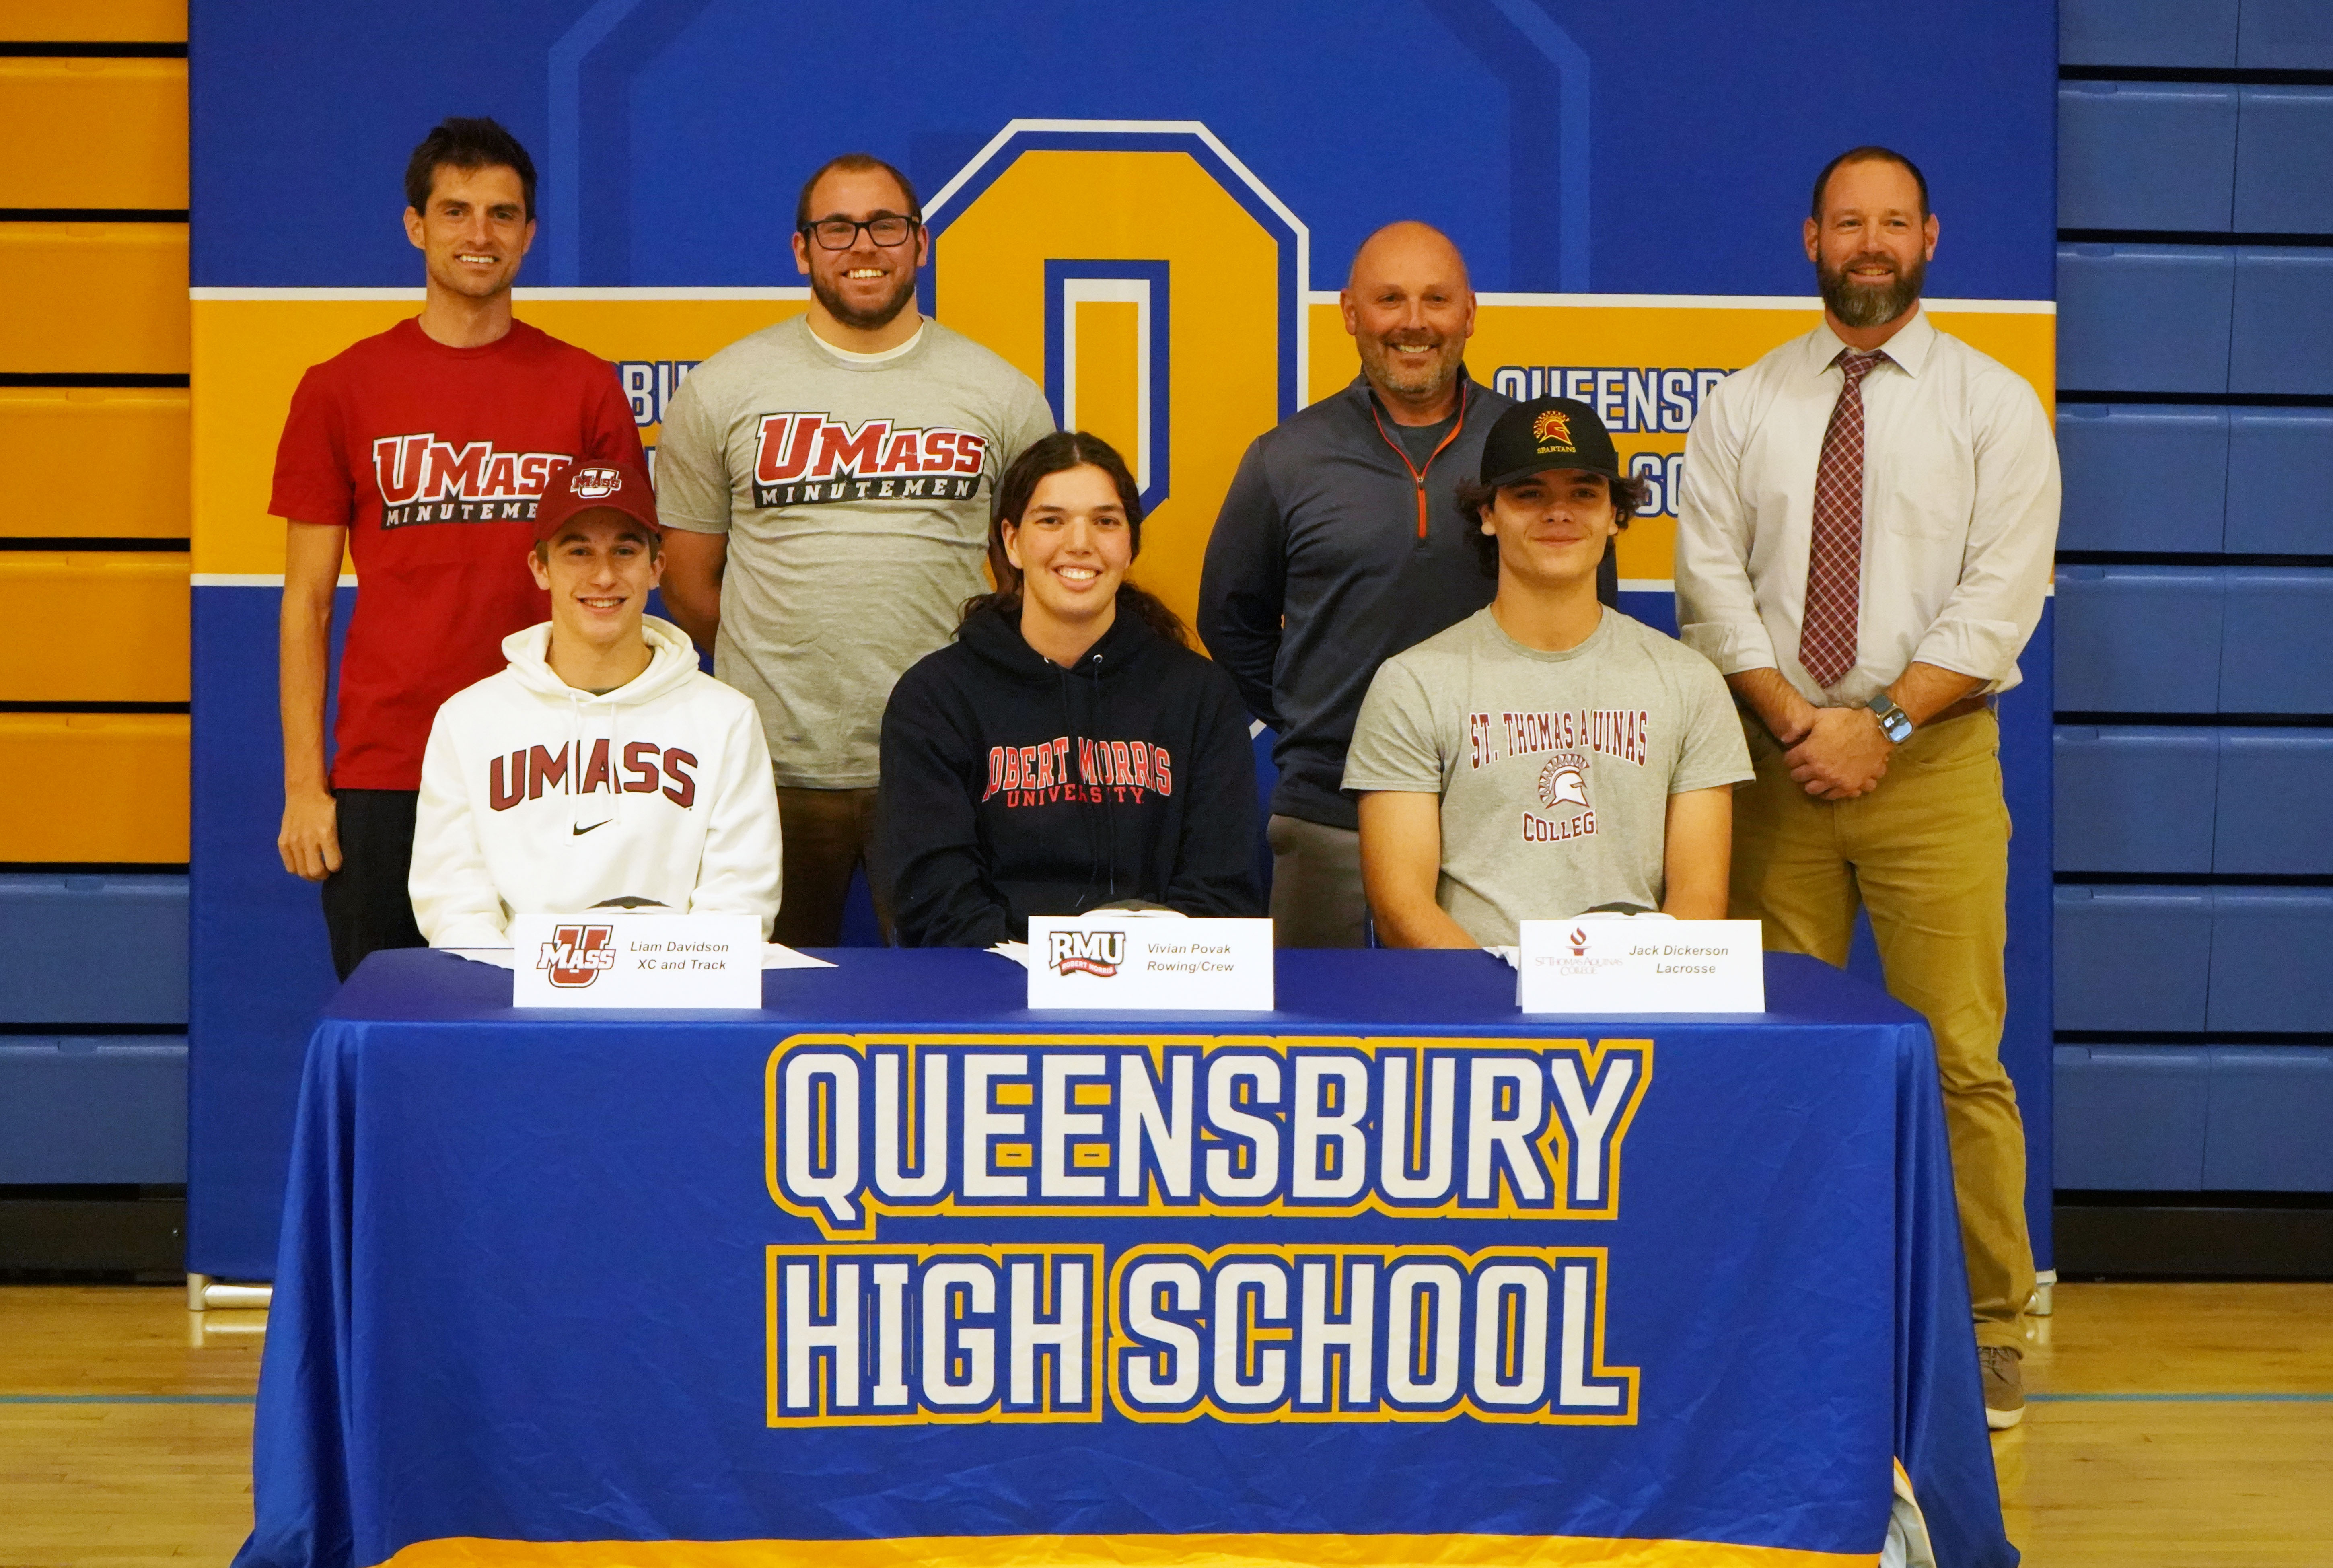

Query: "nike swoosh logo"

xmin=572 ymin=822 xmax=610 ymax=836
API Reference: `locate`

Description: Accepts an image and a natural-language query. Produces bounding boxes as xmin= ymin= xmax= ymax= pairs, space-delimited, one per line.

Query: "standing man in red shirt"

xmin=271 ymin=117 xmax=646 ymax=978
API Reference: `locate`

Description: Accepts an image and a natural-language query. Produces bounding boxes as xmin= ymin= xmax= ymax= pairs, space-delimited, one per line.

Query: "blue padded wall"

xmin=2232 ymin=249 xmax=2333 ymax=394
xmin=0 ymin=874 xmax=187 ymax=1025
xmin=2220 ymin=570 xmax=2333 ymax=712
xmin=2053 ymin=405 xmax=2228 ymax=553
xmin=0 ymin=1039 xmax=187 ymax=1183
xmin=2053 ymin=1046 xmax=2210 ymax=1190
xmin=2054 ymin=567 xmax=2224 ymax=712
xmin=2057 ymin=246 xmax=2234 ymax=392
xmin=2234 ymin=89 xmax=2333 ymax=234
xmin=2058 ymin=84 xmax=2236 ymax=232
xmin=2204 ymin=1049 xmax=2333 ymax=1191
xmin=2053 ymin=728 xmax=2216 ymax=874
xmin=2216 ymin=731 xmax=2333 ymax=875
xmin=2054 ymin=886 xmax=2213 ymax=1031
xmin=2239 ymin=0 xmax=2333 ymax=69
xmin=2059 ymin=0 xmax=2238 ymax=68
xmin=2207 ymin=889 xmax=2333 ymax=1033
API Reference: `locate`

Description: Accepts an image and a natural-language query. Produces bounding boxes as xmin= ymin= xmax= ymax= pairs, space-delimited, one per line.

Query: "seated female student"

xmin=878 ymin=431 xmax=1261 ymax=947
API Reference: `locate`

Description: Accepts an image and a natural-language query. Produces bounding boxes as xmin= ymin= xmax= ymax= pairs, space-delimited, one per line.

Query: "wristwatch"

xmin=1866 ymin=692 xmax=1913 ymax=744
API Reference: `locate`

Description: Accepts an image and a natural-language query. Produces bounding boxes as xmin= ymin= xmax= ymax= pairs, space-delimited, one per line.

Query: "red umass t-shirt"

xmin=270 ymin=317 xmax=645 ymax=792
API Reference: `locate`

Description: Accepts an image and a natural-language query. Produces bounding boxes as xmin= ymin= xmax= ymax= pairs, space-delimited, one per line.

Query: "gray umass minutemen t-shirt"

xmin=1342 ymin=607 xmax=1753 ymax=945
xmin=654 ymin=315 xmax=1056 ymax=788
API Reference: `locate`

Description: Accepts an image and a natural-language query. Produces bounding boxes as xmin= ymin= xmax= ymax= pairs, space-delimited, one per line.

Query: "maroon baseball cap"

xmin=532 ymin=460 xmax=662 ymax=543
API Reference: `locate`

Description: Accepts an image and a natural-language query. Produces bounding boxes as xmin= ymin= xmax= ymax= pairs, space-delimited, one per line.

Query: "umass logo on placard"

xmin=539 ymin=924 xmax=617 ymax=987
xmin=1048 ymin=928 xmax=1127 ymax=979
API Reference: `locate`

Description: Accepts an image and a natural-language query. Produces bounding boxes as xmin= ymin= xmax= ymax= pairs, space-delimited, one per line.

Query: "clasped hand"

xmin=1783 ymin=706 xmax=1891 ymax=800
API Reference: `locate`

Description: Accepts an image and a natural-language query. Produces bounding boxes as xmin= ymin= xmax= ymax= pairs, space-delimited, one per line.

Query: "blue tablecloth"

xmin=237 ymin=948 xmax=2012 ymax=1568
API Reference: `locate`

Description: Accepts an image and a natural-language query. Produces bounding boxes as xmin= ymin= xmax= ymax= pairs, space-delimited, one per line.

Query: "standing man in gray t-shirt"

xmin=656 ymin=152 xmax=1055 ymax=945
xmin=1345 ymin=398 xmax=1750 ymax=946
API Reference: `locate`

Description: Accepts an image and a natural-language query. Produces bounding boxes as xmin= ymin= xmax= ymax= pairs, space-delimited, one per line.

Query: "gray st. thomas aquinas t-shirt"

xmin=1342 ymin=606 xmax=1753 ymax=945
xmin=654 ymin=315 xmax=1056 ymax=788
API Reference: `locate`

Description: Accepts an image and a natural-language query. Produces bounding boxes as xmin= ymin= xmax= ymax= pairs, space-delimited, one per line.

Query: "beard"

xmin=1818 ymin=251 xmax=1924 ymax=329
xmin=811 ymin=263 xmax=918 ymax=332
xmin=1361 ymin=333 xmax=1465 ymax=402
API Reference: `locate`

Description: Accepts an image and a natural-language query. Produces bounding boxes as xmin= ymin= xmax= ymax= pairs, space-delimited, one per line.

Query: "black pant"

xmin=319 ymin=788 xmax=427 ymax=981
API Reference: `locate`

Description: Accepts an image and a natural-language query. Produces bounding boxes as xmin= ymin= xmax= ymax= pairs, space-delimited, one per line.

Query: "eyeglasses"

xmin=801 ymin=214 xmax=920 ymax=250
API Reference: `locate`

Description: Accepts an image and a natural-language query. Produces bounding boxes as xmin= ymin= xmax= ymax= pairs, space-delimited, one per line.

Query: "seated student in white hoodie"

xmin=409 ymin=460 xmax=782 ymax=947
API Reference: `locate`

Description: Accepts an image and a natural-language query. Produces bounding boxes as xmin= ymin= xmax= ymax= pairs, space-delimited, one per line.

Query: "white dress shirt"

xmin=1673 ymin=309 xmax=2060 ymax=708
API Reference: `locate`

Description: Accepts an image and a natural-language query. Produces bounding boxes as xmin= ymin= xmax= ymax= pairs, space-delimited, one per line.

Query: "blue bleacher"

xmin=0 ymin=873 xmax=187 ymax=1024
xmin=2206 ymin=889 xmax=2333 ymax=1032
xmin=2057 ymin=245 xmax=2234 ymax=392
xmin=2054 ymin=405 xmax=2228 ymax=553
xmin=2239 ymin=0 xmax=2333 ymax=69
xmin=2226 ymin=409 xmax=2333 ymax=554
xmin=0 ymin=875 xmax=189 ymax=1186
xmin=2053 ymin=566 xmax=2224 ymax=711
xmin=0 ymin=1039 xmax=186 ymax=1183
xmin=2203 ymin=1049 xmax=2333 ymax=1191
xmin=2219 ymin=570 xmax=2333 ymax=712
xmin=2053 ymin=1045 xmax=2210 ymax=1189
xmin=2059 ymin=0 xmax=2238 ymax=68
xmin=2232 ymin=249 xmax=2333 ymax=394
xmin=2053 ymin=728 xmax=2216 ymax=873
xmin=2234 ymin=89 xmax=2333 ymax=235
xmin=2215 ymin=731 xmax=2333 ymax=875
xmin=2054 ymin=886 xmax=2213 ymax=1031
xmin=2053 ymin=19 xmax=2333 ymax=1208
xmin=2057 ymin=83 xmax=2236 ymax=233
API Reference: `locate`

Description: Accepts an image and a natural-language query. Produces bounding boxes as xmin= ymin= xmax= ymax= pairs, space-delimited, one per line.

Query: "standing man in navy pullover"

xmin=1203 ymin=222 xmax=1608 ymax=946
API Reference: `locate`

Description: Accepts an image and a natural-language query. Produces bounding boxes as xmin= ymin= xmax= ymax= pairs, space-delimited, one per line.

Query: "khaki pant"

xmin=1267 ymin=815 xmax=1370 ymax=948
xmin=1732 ymin=708 xmax=2033 ymax=1350
xmin=772 ymin=786 xmax=893 ymax=948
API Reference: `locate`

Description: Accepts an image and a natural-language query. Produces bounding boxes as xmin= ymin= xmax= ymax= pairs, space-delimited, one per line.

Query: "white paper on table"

xmin=989 ymin=942 xmax=1033 ymax=970
xmin=1486 ymin=945 xmax=1520 ymax=969
xmin=440 ymin=943 xmax=834 ymax=971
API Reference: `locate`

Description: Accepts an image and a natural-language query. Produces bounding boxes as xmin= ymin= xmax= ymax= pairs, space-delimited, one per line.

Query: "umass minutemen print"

xmin=748 ymin=411 xmax=991 ymax=508
xmin=371 ymin=434 xmax=588 ymax=527
xmin=270 ymin=317 xmax=644 ymax=793
xmin=654 ymin=315 xmax=1056 ymax=793
xmin=1343 ymin=607 xmax=1752 ymax=946
xmin=408 ymin=618 xmax=782 ymax=947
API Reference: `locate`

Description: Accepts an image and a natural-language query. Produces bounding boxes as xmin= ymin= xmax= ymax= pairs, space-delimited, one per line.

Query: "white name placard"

xmin=1516 ymin=918 xmax=1765 ymax=1014
xmin=1024 ymin=916 xmax=1274 ymax=1010
xmin=509 ymin=912 xmax=763 ymax=1008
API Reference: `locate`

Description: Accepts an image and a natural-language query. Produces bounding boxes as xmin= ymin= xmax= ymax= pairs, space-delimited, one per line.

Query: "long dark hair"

xmin=963 ymin=430 xmax=1190 ymax=647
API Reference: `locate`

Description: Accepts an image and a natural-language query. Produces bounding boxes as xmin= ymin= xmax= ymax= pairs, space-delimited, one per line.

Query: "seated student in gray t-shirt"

xmin=1343 ymin=397 xmax=1752 ymax=948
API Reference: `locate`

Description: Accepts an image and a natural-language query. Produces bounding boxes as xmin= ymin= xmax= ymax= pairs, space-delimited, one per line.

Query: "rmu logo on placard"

xmin=372 ymin=434 xmax=576 ymax=526
xmin=1048 ymin=929 xmax=1126 ymax=978
xmin=539 ymin=924 xmax=617 ymax=987
xmin=751 ymin=413 xmax=990 ymax=508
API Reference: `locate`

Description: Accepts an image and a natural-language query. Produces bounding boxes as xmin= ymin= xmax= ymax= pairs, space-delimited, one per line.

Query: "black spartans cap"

xmin=1477 ymin=396 xmax=1625 ymax=491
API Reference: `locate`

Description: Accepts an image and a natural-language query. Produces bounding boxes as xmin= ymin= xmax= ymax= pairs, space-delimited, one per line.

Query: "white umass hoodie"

xmin=410 ymin=617 xmax=782 ymax=947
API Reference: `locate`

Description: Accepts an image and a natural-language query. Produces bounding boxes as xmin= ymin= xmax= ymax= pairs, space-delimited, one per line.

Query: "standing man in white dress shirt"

xmin=1675 ymin=146 xmax=2060 ymax=1431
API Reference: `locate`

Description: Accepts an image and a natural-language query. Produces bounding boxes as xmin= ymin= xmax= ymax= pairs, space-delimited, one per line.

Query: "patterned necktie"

xmin=1799 ymin=349 xmax=1885 ymax=689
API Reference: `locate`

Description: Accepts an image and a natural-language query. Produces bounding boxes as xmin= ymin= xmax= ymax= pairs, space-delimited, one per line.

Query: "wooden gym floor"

xmin=2 ymin=1282 xmax=2329 ymax=1565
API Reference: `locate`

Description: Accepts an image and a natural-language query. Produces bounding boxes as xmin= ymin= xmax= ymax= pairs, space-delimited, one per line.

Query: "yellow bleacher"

xmin=0 ymin=1 xmax=190 ymax=863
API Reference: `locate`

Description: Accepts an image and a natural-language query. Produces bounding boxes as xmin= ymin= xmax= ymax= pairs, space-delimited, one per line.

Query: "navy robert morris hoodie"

xmin=876 ymin=601 xmax=1263 ymax=947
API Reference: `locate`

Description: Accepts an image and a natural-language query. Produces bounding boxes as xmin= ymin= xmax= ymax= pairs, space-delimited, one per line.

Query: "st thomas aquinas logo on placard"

xmin=539 ymin=924 xmax=617 ymax=987
xmin=1049 ymin=929 xmax=1127 ymax=978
